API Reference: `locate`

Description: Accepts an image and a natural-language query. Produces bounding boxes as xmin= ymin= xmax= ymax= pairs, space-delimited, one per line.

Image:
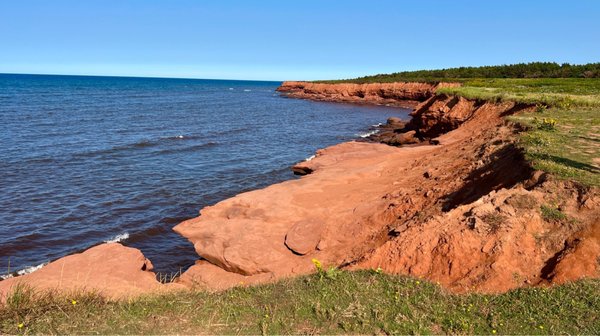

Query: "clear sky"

xmin=1 ymin=0 xmax=599 ymax=81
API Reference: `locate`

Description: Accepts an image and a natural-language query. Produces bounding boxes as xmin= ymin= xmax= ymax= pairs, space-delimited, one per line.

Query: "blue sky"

xmin=1 ymin=0 xmax=599 ymax=81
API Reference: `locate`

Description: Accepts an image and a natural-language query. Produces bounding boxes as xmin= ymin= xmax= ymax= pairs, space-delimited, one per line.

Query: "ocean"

xmin=0 ymin=74 xmax=411 ymax=278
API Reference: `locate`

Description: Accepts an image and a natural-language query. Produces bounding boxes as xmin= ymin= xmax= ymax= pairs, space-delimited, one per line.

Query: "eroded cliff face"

xmin=369 ymin=94 xmax=531 ymax=146
xmin=277 ymin=81 xmax=461 ymax=107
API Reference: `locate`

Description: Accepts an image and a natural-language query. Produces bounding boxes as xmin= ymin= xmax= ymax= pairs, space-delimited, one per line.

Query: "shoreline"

xmin=2 ymin=81 xmax=599 ymax=301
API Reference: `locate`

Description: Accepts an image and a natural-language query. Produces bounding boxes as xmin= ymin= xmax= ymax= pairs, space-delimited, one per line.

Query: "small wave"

xmin=72 ymin=134 xmax=204 ymax=159
xmin=163 ymin=134 xmax=189 ymax=140
xmin=228 ymin=88 xmax=234 ymax=90
xmin=243 ymin=89 xmax=252 ymax=92
xmin=358 ymin=130 xmax=380 ymax=138
xmin=305 ymin=155 xmax=316 ymax=161
xmin=104 ymin=232 xmax=129 ymax=243
xmin=1 ymin=262 xmax=49 ymax=280
xmin=371 ymin=122 xmax=383 ymax=127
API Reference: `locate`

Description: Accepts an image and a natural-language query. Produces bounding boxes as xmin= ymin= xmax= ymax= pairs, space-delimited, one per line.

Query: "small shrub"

xmin=535 ymin=117 xmax=557 ymax=131
xmin=540 ymin=205 xmax=567 ymax=222
xmin=506 ymin=194 xmax=537 ymax=210
xmin=481 ymin=212 xmax=507 ymax=233
xmin=535 ymin=104 xmax=547 ymax=113
xmin=312 ymin=258 xmax=339 ymax=280
xmin=523 ymin=132 xmax=550 ymax=146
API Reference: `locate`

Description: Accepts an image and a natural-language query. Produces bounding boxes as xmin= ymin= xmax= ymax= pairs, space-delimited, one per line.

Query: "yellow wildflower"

xmin=311 ymin=258 xmax=322 ymax=271
xmin=18 ymin=323 xmax=24 ymax=329
xmin=492 ymin=330 xmax=496 ymax=334
xmin=71 ymin=299 xmax=77 ymax=305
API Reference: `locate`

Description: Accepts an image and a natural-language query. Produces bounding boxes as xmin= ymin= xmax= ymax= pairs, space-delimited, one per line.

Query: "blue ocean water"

xmin=0 ymin=74 xmax=410 ymax=277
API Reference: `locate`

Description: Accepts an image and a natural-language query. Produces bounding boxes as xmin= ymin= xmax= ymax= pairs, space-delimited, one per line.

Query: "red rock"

xmin=285 ymin=220 xmax=323 ymax=255
xmin=0 ymin=243 xmax=181 ymax=302
xmin=276 ymin=81 xmax=461 ymax=108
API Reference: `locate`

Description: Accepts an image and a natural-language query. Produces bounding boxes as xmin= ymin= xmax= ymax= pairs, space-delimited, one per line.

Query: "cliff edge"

xmin=277 ymin=81 xmax=461 ymax=108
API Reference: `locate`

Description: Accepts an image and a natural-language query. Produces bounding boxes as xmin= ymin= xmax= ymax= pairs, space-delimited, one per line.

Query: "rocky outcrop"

xmin=277 ymin=81 xmax=460 ymax=108
xmin=0 ymin=243 xmax=182 ymax=302
xmin=368 ymin=94 xmax=529 ymax=146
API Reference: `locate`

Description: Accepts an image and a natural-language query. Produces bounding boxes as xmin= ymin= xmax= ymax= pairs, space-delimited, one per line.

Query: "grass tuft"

xmin=540 ymin=205 xmax=568 ymax=222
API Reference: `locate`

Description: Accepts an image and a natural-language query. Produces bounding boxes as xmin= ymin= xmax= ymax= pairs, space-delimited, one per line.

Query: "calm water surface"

xmin=0 ymin=74 xmax=410 ymax=277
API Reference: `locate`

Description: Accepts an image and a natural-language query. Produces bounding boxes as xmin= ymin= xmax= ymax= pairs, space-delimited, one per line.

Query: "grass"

xmin=509 ymin=107 xmax=600 ymax=187
xmin=540 ymin=205 xmax=568 ymax=222
xmin=2 ymin=270 xmax=599 ymax=335
xmin=481 ymin=213 xmax=507 ymax=233
xmin=436 ymin=78 xmax=600 ymax=108
xmin=429 ymin=78 xmax=600 ymax=187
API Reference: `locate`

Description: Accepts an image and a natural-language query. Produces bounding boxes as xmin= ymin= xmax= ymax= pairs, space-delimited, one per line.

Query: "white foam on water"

xmin=243 ymin=89 xmax=251 ymax=92
xmin=17 ymin=263 xmax=47 ymax=276
xmin=104 ymin=232 xmax=130 ymax=243
xmin=1 ymin=262 xmax=49 ymax=280
xmin=358 ymin=130 xmax=379 ymax=138
xmin=305 ymin=155 xmax=316 ymax=162
xmin=371 ymin=122 xmax=383 ymax=127
xmin=228 ymin=87 xmax=234 ymax=90
xmin=176 ymin=135 xmax=184 ymax=139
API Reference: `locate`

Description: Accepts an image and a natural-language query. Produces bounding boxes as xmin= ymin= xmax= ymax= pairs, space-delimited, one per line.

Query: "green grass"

xmin=398 ymin=77 xmax=600 ymax=187
xmin=2 ymin=270 xmax=599 ymax=335
xmin=540 ymin=205 xmax=568 ymax=222
xmin=508 ymin=107 xmax=600 ymax=186
xmin=437 ymin=78 xmax=600 ymax=108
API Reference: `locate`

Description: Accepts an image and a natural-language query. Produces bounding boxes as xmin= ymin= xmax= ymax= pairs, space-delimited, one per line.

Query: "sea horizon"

xmin=0 ymin=72 xmax=285 ymax=83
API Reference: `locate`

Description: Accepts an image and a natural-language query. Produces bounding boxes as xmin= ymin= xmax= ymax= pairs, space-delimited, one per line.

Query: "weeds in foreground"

xmin=2 ymin=271 xmax=599 ymax=335
xmin=535 ymin=118 xmax=557 ymax=131
xmin=481 ymin=212 xmax=507 ymax=233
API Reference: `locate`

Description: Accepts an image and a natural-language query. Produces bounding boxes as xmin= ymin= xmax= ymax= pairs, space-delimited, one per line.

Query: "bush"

xmin=540 ymin=205 xmax=567 ymax=222
xmin=535 ymin=118 xmax=557 ymax=131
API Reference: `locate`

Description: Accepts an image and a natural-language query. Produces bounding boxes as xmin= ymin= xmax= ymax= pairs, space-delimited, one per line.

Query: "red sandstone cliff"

xmin=276 ymin=81 xmax=461 ymax=107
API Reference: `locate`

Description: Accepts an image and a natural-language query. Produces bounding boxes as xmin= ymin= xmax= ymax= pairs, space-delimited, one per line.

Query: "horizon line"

xmin=0 ymin=72 xmax=286 ymax=83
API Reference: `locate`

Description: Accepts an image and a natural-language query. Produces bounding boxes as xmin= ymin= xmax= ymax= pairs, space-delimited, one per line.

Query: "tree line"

xmin=337 ymin=62 xmax=600 ymax=83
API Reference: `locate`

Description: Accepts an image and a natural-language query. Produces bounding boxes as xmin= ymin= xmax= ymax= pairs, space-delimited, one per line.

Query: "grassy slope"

xmin=436 ymin=78 xmax=600 ymax=187
xmin=3 ymin=271 xmax=599 ymax=334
